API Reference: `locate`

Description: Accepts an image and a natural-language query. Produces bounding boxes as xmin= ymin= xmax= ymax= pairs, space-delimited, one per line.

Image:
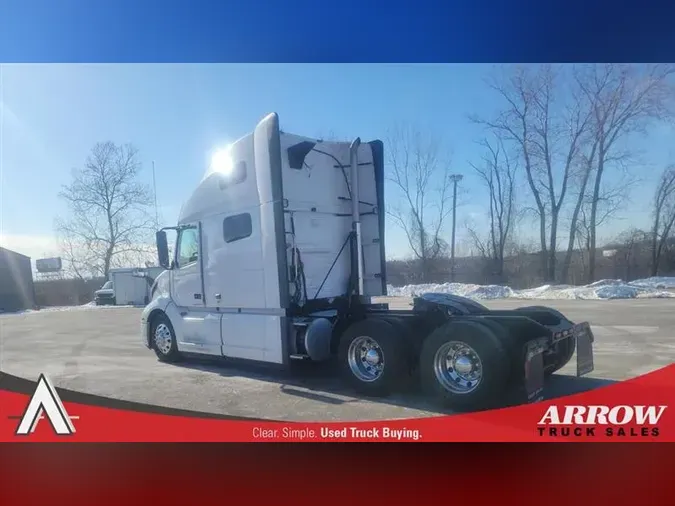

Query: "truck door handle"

xmin=215 ymin=293 xmax=221 ymax=301
xmin=194 ymin=293 xmax=202 ymax=300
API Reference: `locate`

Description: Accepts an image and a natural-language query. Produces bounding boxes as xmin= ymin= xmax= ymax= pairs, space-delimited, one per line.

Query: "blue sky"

xmin=1 ymin=64 xmax=673 ymax=263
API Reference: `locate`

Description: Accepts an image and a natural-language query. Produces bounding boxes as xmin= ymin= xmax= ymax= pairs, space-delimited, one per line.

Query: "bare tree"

xmin=473 ymin=65 xmax=592 ymax=281
xmin=573 ymin=188 xmax=627 ymax=282
xmin=465 ymin=217 xmax=489 ymax=260
xmin=56 ymin=142 xmax=154 ymax=279
xmin=576 ymin=63 xmax=675 ymax=281
xmin=607 ymin=228 xmax=650 ymax=281
xmin=386 ymin=125 xmax=454 ymax=282
xmin=57 ymin=229 xmax=100 ymax=280
xmin=503 ymin=237 xmax=540 ymax=288
xmin=560 ymin=102 xmax=599 ymax=283
xmin=651 ymin=165 xmax=675 ymax=276
xmin=467 ymin=134 xmax=517 ymax=278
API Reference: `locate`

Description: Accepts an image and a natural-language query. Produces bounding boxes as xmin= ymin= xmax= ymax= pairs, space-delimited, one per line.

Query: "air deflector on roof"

xmin=287 ymin=141 xmax=316 ymax=170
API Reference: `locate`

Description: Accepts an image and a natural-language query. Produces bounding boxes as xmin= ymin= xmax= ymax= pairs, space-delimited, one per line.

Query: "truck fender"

xmin=478 ymin=315 xmax=552 ymax=347
xmin=412 ymin=292 xmax=489 ymax=315
xmin=142 ymin=296 xmax=175 ymax=347
xmin=513 ymin=305 xmax=574 ymax=332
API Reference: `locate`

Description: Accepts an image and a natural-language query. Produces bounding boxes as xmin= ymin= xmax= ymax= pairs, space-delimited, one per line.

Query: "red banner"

xmin=1 ymin=364 xmax=673 ymax=442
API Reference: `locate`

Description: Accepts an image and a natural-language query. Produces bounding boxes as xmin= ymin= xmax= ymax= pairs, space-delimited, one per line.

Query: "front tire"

xmin=420 ymin=320 xmax=510 ymax=411
xmin=151 ymin=313 xmax=182 ymax=363
xmin=338 ymin=318 xmax=408 ymax=397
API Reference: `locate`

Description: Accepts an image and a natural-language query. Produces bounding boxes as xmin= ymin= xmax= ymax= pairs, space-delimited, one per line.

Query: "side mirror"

xmin=156 ymin=230 xmax=170 ymax=269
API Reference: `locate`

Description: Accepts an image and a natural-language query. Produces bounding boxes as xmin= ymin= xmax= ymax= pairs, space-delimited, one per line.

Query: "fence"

xmin=34 ymin=277 xmax=106 ymax=307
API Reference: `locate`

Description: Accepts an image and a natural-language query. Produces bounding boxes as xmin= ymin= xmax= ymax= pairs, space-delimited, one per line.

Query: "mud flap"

xmin=524 ymin=340 xmax=546 ymax=403
xmin=575 ymin=322 xmax=594 ymax=377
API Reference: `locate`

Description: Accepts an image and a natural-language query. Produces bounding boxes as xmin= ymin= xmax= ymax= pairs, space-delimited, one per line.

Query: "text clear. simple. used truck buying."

xmin=141 ymin=113 xmax=595 ymax=410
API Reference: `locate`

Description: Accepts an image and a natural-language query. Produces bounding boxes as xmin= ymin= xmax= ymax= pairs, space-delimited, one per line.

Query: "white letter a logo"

xmin=15 ymin=374 xmax=76 ymax=436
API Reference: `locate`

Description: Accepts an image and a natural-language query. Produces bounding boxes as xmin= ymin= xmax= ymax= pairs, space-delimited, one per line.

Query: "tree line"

xmin=388 ymin=64 xmax=675 ymax=285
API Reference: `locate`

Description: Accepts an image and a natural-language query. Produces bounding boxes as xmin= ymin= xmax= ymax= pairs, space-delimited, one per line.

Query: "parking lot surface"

xmin=1 ymin=298 xmax=674 ymax=421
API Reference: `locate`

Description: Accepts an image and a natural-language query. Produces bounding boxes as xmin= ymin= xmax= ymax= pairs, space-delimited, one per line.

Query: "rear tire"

xmin=338 ymin=318 xmax=408 ymax=397
xmin=420 ymin=320 xmax=510 ymax=411
xmin=151 ymin=313 xmax=182 ymax=363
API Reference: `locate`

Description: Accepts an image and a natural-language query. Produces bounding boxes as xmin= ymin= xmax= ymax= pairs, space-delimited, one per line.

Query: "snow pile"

xmin=391 ymin=283 xmax=515 ymax=300
xmin=628 ymin=276 xmax=675 ymax=289
xmin=586 ymin=279 xmax=625 ymax=287
xmin=387 ymin=276 xmax=675 ymax=301
xmin=0 ymin=303 xmax=140 ymax=317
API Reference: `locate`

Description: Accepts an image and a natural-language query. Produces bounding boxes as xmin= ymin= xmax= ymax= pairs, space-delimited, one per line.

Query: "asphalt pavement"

xmin=1 ymin=298 xmax=673 ymax=421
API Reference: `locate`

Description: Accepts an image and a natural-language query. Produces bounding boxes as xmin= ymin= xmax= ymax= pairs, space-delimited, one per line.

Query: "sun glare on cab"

xmin=211 ymin=148 xmax=233 ymax=174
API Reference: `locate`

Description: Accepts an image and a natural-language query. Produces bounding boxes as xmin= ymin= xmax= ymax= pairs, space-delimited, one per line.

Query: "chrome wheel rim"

xmin=347 ymin=336 xmax=385 ymax=382
xmin=433 ymin=341 xmax=483 ymax=394
xmin=154 ymin=323 xmax=173 ymax=355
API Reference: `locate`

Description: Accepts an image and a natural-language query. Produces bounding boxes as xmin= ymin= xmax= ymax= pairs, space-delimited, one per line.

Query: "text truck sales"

xmin=537 ymin=405 xmax=667 ymax=438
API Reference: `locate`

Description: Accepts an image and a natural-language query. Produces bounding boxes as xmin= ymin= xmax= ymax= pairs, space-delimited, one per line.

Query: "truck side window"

xmin=223 ymin=213 xmax=252 ymax=243
xmin=177 ymin=227 xmax=199 ymax=267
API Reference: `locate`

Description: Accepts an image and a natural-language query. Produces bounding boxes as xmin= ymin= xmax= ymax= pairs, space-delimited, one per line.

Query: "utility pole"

xmin=450 ymin=174 xmax=463 ymax=282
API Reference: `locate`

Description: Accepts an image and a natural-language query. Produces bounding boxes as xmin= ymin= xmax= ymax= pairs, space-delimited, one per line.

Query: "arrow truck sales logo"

xmin=10 ymin=375 xmax=78 ymax=436
xmin=538 ymin=405 xmax=667 ymax=438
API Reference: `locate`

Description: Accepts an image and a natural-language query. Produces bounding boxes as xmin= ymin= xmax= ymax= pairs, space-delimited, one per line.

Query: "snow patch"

xmin=387 ymin=277 xmax=675 ymax=301
xmin=628 ymin=276 xmax=675 ymax=289
xmin=0 ymin=303 xmax=140 ymax=317
xmin=389 ymin=283 xmax=514 ymax=299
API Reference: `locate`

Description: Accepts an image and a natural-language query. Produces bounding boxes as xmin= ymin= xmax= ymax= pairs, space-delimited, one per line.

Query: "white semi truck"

xmin=141 ymin=113 xmax=595 ymax=410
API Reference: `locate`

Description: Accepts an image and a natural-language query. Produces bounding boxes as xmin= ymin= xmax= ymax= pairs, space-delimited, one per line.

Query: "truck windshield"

xmin=102 ymin=281 xmax=113 ymax=290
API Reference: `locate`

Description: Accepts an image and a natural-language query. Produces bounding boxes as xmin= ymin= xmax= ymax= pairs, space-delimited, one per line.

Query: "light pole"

xmin=450 ymin=174 xmax=463 ymax=282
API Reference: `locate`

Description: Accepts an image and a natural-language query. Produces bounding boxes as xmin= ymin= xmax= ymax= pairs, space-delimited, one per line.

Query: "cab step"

xmin=290 ymin=354 xmax=311 ymax=360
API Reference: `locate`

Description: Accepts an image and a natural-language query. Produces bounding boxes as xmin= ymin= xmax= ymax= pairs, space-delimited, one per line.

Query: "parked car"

xmin=94 ymin=281 xmax=116 ymax=306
